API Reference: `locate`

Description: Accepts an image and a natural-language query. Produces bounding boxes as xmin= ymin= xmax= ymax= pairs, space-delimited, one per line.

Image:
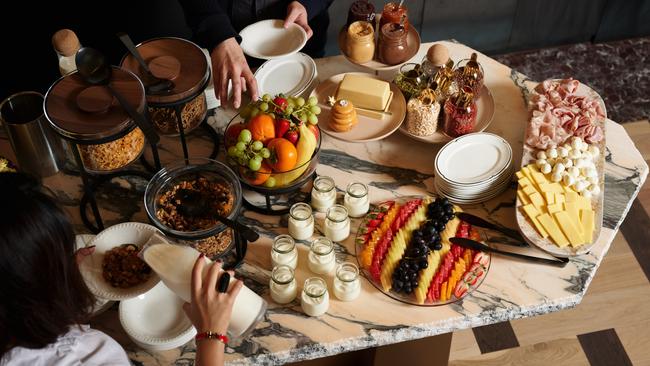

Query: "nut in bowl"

xmin=79 ymin=222 xmax=161 ymax=301
xmin=225 ymin=93 xmax=321 ymax=191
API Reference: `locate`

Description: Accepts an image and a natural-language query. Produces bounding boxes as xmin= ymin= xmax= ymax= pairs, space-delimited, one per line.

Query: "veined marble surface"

xmin=26 ymin=41 xmax=648 ymax=365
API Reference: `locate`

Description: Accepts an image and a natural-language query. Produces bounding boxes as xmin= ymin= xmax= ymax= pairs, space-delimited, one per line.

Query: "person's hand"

xmin=210 ymin=37 xmax=259 ymax=109
xmin=183 ymin=255 xmax=243 ymax=334
xmin=284 ymin=2 xmax=313 ymax=39
xmin=75 ymin=245 xmax=95 ymax=265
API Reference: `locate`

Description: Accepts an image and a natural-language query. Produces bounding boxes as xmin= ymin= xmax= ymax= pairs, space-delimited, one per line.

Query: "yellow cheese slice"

xmin=529 ymin=192 xmax=545 ymax=209
xmin=544 ymin=192 xmax=555 ymax=205
xmin=547 ymin=203 xmax=563 ymax=214
xmin=521 ymin=204 xmax=548 ymax=238
xmin=515 ymin=171 xmax=525 ymax=180
xmin=577 ymin=196 xmax=592 ymax=211
xmin=549 ymin=183 xmax=564 ymax=193
xmin=580 ymin=209 xmax=595 ymax=243
xmin=537 ymin=213 xmax=570 ymax=247
xmin=564 ymin=202 xmax=580 ymax=223
xmin=555 ymin=193 xmax=566 ymax=204
xmin=523 ymin=185 xmax=538 ymax=196
xmin=532 ymin=172 xmax=548 ymax=186
xmin=563 ymin=185 xmax=575 ymax=194
xmin=518 ymin=177 xmax=533 ymax=188
xmin=553 ymin=211 xmax=584 ymax=247
xmin=517 ymin=189 xmax=531 ymax=205
xmin=565 ymin=191 xmax=579 ymax=203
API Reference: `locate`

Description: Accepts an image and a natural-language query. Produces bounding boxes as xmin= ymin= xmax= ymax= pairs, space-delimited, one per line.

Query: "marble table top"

xmin=10 ymin=41 xmax=646 ymax=365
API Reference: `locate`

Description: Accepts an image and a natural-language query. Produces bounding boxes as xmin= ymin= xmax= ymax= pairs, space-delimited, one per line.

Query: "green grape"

xmin=235 ymin=141 xmax=247 ymax=151
xmin=227 ymin=146 xmax=238 ymax=157
xmin=308 ymin=114 xmax=318 ymax=124
xmin=251 ymin=141 xmax=263 ymax=151
xmin=309 ymin=105 xmax=321 ymax=114
xmin=238 ymin=129 xmax=252 ymax=143
xmin=308 ymin=96 xmax=318 ymax=106
xmin=251 ymin=155 xmax=263 ymax=164
xmin=287 ymin=99 xmax=296 ymax=108
xmin=296 ymin=97 xmax=305 ymax=107
xmin=264 ymin=177 xmax=276 ymax=188
xmin=237 ymin=156 xmax=248 ymax=166
xmin=260 ymin=148 xmax=271 ymax=159
xmin=262 ymin=94 xmax=272 ymax=102
xmin=259 ymin=102 xmax=269 ymax=112
xmin=285 ymin=106 xmax=294 ymax=115
xmin=250 ymin=108 xmax=259 ymax=117
xmin=248 ymin=158 xmax=261 ymax=171
xmin=299 ymin=112 xmax=307 ymax=122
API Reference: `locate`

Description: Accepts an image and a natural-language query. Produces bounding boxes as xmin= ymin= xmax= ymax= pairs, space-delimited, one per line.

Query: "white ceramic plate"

xmin=254 ymin=52 xmax=317 ymax=98
xmin=435 ymin=178 xmax=511 ymax=205
xmin=309 ymin=72 xmax=407 ymax=142
xmin=75 ymin=234 xmax=115 ymax=317
xmin=80 ymin=222 xmax=161 ymax=301
xmin=240 ymin=19 xmax=308 ymax=60
xmin=119 ymin=282 xmax=196 ymax=351
xmin=399 ymin=85 xmax=496 ymax=144
xmin=435 ymin=133 xmax=513 ymax=185
xmin=436 ymin=166 xmax=514 ymax=197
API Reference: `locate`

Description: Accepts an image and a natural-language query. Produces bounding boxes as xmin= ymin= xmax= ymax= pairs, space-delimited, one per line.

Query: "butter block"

xmin=521 ymin=204 xmax=548 ymax=238
xmin=580 ymin=209 xmax=594 ymax=243
xmin=537 ymin=213 xmax=570 ymax=247
xmin=517 ymin=189 xmax=531 ymax=205
xmin=544 ymin=192 xmax=555 ymax=205
xmin=553 ymin=211 xmax=584 ymax=247
xmin=336 ymin=74 xmax=391 ymax=111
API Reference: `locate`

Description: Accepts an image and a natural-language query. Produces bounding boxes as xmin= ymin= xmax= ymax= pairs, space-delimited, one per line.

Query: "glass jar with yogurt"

xmin=271 ymin=234 xmax=298 ymax=269
xmin=343 ymin=182 xmax=369 ymax=218
xmin=301 ymin=277 xmax=329 ymax=317
xmin=308 ymin=237 xmax=336 ymax=275
xmin=311 ymin=176 xmax=337 ymax=212
xmin=325 ymin=205 xmax=351 ymax=242
xmin=333 ymin=262 xmax=361 ymax=301
xmin=288 ymin=203 xmax=314 ymax=240
xmin=270 ymin=265 xmax=298 ymax=304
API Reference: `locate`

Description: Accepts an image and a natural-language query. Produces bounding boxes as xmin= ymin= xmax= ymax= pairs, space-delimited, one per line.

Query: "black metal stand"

xmin=242 ymin=172 xmax=316 ymax=215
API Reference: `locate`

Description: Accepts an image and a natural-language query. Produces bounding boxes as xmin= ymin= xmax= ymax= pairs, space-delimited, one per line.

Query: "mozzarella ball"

xmin=582 ymin=190 xmax=592 ymax=198
xmin=536 ymin=151 xmax=547 ymax=160
xmin=541 ymin=163 xmax=552 ymax=174
xmin=571 ymin=139 xmax=582 ymax=151
xmin=569 ymin=149 xmax=582 ymax=159
xmin=563 ymin=158 xmax=574 ymax=168
xmin=579 ymin=142 xmax=588 ymax=151
xmin=547 ymin=148 xmax=558 ymax=159
xmin=553 ymin=163 xmax=566 ymax=174
xmin=558 ymin=147 xmax=570 ymax=158
xmin=563 ymin=174 xmax=576 ymax=186
xmin=551 ymin=172 xmax=562 ymax=182
xmin=568 ymin=167 xmax=580 ymax=177
xmin=588 ymin=145 xmax=600 ymax=157
xmin=571 ymin=136 xmax=583 ymax=145
xmin=589 ymin=184 xmax=601 ymax=196
xmin=587 ymin=176 xmax=599 ymax=185
xmin=581 ymin=151 xmax=592 ymax=160
xmin=536 ymin=159 xmax=547 ymax=168
xmin=575 ymin=180 xmax=588 ymax=192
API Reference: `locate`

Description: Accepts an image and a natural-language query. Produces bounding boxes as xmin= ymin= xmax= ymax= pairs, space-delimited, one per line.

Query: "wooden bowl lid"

xmin=120 ymin=37 xmax=209 ymax=105
xmin=44 ymin=67 xmax=145 ymax=141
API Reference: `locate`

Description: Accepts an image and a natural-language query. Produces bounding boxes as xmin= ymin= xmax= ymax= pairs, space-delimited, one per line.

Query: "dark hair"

xmin=0 ymin=172 xmax=95 ymax=355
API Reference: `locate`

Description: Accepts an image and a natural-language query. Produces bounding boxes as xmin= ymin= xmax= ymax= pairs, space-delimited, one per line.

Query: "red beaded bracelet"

xmin=195 ymin=331 xmax=228 ymax=345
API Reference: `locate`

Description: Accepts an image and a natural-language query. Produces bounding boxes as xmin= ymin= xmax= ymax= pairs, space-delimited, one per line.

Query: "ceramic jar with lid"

xmin=379 ymin=2 xmax=410 ymax=32
xmin=345 ymin=21 xmax=375 ymax=64
xmin=44 ymin=67 xmax=146 ymax=173
xmin=120 ymin=38 xmax=210 ymax=136
xmin=378 ymin=23 xmax=409 ymax=66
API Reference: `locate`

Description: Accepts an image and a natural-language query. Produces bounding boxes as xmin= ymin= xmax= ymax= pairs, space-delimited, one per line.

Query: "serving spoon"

xmin=117 ymin=32 xmax=174 ymax=95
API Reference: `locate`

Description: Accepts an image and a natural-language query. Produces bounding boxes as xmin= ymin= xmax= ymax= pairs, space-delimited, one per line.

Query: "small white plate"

xmin=435 ymin=133 xmax=512 ymax=185
xmin=119 ymin=282 xmax=196 ymax=351
xmin=240 ymin=19 xmax=308 ymax=60
xmin=399 ymin=85 xmax=496 ymax=144
xmin=254 ymin=52 xmax=317 ymax=98
xmin=80 ymin=222 xmax=161 ymax=301
xmin=75 ymin=234 xmax=114 ymax=317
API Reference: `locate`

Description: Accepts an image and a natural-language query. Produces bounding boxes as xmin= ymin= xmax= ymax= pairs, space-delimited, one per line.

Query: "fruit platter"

xmin=355 ymin=196 xmax=490 ymax=306
xmin=224 ymin=93 xmax=322 ymax=191
xmin=515 ymin=78 xmax=606 ymax=257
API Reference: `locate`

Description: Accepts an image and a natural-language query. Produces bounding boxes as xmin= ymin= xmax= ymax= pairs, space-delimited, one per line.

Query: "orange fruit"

xmin=266 ymin=138 xmax=298 ymax=172
xmin=240 ymin=163 xmax=272 ymax=186
xmin=248 ymin=114 xmax=276 ymax=144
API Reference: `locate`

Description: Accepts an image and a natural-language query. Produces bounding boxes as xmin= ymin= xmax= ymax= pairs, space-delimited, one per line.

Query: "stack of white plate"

xmin=254 ymin=52 xmax=317 ymax=98
xmin=434 ymin=133 xmax=514 ymax=204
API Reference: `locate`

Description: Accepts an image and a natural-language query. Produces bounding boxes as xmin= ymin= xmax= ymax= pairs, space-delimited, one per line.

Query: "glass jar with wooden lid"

xmin=345 ymin=21 xmax=375 ymax=64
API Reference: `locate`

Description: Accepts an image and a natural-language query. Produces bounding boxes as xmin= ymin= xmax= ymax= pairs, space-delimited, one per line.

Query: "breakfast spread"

xmin=356 ymin=197 xmax=490 ymax=305
xmin=226 ymin=93 xmax=320 ymax=188
xmin=102 ymin=244 xmax=152 ymax=288
xmin=329 ymin=99 xmax=358 ymax=132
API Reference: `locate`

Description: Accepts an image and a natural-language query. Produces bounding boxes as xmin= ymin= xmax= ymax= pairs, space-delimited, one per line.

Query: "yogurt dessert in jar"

xmin=311 ymin=176 xmax=336 ymax=212
xmin=325 ymin=205 xmax=351 ymax=242
xmin=308 ymin=237 xmax=336 ymax=275
xmin=343 ymin=182 xmax=369 ymax=218
xmin=288 ymin=203 xmax=314 ymax=240
xmin=270 ymin=265 xmax=297 ymax=304
xmin=271 ymin=234 xmax=298 ymax=269
xmin=333 ymin=262 xmax=361 ymax=301
xmin=301 ymin=277 xmax=329 ymax=317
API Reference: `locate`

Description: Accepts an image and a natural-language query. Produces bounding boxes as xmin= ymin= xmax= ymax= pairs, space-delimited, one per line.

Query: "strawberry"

xmin=284 ymin=129 xmax=299 ymax=145
xmin=454 ymin=281 xmax=470 ymax=298
xmin=367 ymin=219 xmax=382 ymax=228
xmin=275 ymin=118 xmax=291 ymax=138
xmin=273 ymin=96 xmax=288 ymax=112
xmin=472 ymin=252 xmax=490 ymax=267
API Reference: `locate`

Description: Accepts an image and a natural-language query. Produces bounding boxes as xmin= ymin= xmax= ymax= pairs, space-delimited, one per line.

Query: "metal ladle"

xmin=75 ymin=47 xmax=160 ymax=145
xmin=117 ymin=33 xmax=174 ymax=95
xmin=174 ymin=188 xmax=260 ymax=243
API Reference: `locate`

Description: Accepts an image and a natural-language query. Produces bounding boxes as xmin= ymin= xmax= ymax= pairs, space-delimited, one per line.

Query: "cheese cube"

xmin=517 ymin=189 xmax=531 ymax=205
xmin=538 ymin=213 xmax=570 ymax=247
xmin=336 ymin=74 xmax=391 ymax=110
xmin=565 ymin=191 xmax=579 ymax=203
xmin=529 ymin=192 xmax=545 ymax=209
xmin=553 ymin=211 xmax=584 ymax=247
xmin=544 ymin=192 xmax=555 ymax=205
xmin=515 ymin=171 xmax=525 ymax=180
xmin=523 ymin=185 xmax=538 ymax=197
xmin=521 ymin=204 xmax=548 ymax=238
xmin=547 ymin=203 xmax=563 ymax=214
xmin=555 ymin=193 xmax=566 ymax=204
xmin=518 ymin=177 xmax=533 ymax=188
xmin=580 ymin=209 xmax=595 ymax=243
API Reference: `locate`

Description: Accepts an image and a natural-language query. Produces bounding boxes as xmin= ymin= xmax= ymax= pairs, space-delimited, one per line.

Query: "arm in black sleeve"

xmin=297 ymin=0 xmax=333 ymax=21
xmin=178 ymin=0 xmax=240 ymax=50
